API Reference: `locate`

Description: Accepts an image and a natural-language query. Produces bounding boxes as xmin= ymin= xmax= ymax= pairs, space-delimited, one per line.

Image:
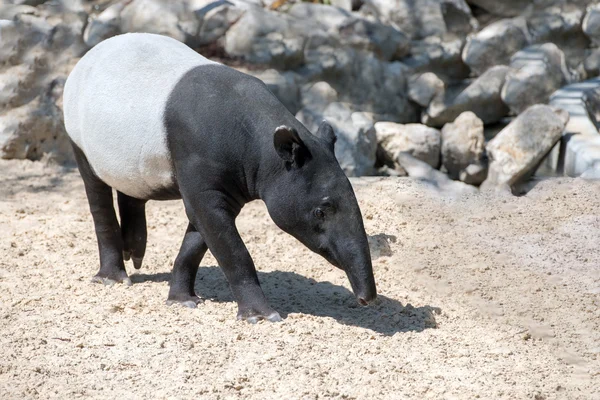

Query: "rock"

xmin=402 ymin=35 xmax=471 ymax=82
xmin=330 ymin=0 xmax=353 ymax=11
xmin=501 ymin=44 xmax=572 ymax=115
xmin=83 ymin=1 xmax=127 ymax=47
xmin=300 ymin=81 xmax=338 ymax=109
xmin=395 ymin=152 xmax=478 ymax=195
xmin=224 ymin=6 xmax=306 ymax=68
xmin=249 ymin=69 xmax=301 ymax=115
xmin=584 ymin=47 xmax=600 ymax=77
xmin=544 ymin=78 xmax=600 ymax=177
xmin=465 ymin=0 xmax=530 ymax=17
xmin=441 ymin=112 xmax=487 ymax=184
xmin=289 ymin=2 xmax=410 ymax=60
xmin=0 ymin=5 xmax=87 ymax=163
xmin=583 ymin=4 xmax=600 ymax=46
xmin=408 ymin=73 xmax=445 ymax=108
xmin=297 ymin=102 xmax=377 ymax=176
xmin=462 ymin=17 xmax=530 ymax=76
xmin=373 ymin=122 xmax=441 ymax=169
xmin=482 ymin=105 xmax=569 ymax=189
xmin=195 ymin=0 xmax=246 ymax=46
xmin=361 ymin=0 xmax=476 ymax=40
xmin=120 ymin=0 xmax=198 ymax=44
xmin=581 ymin=163 xmax=600 ymax=180
xmin=528 ymin=6 xmax=587 ymax=47
xmin=321 ymin=103 xmax=377 ymax=177
xmin=303 ymin=47 xmax=417 ymax=122
xmin=424 ymin=65 xmax=511 ymax=127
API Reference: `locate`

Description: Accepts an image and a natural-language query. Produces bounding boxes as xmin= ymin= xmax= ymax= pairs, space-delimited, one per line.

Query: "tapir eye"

xmin=314 ymin=208 xmax=325 ymax=219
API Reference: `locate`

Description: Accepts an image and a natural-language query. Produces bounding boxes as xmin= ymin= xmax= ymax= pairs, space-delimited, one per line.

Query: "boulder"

xmin=303 ymin=47 xmax=417 ymax=122
xmin=482 ymin=105 xmax=569 ymax=190
xmin=441 ymin=112 xmax=487 ymax=185
xmin=402 ymin=35 xmax=471 ymax=82
xmin=300 ymin=81 xmax=338 ymax=109
xmin=224 ymin=6 xmax=306 ymax=68
xmin=583 ymin=4 xmax=600 ymax=46
xmin=83 ymin=1 xmax=127 ymax=47
xmin=501 ymin=44 xmax=572 ymax=115
xmin=462 ymin=17 xmax=530 ymax=76
xmin=465 ymin=0 xmax=530 ymax=17
xmin=584 ymin=48 xmax=600 ymax=77
xmin=373 ymin=122 xmax=441 ymax=169
xmin=319 ymin=103 xmax=377 ymax=177
xmin=360 ymin=0 xmax=477 ymax=40
xmin=194 ymin=0 xmax=246 ymax=46
xmin=528 ymin=6 xmax=589 ymax=71
xmin=249 ymin=69 xmax=301 ymax=115
xmin=408 ymin=72 xmax=445 ymax=108
xmin=289 ymin=2 xmax=410 ymax=60
xmin=0 ymin=5 xmax=87 ymax=163
xmin=119 ymin=0 xmax=198 ymax=43
xmin=423 ymin=65 xmax=511 ymax=127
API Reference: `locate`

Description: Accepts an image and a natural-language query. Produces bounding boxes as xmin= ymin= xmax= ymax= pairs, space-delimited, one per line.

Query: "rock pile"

xmin=1 ymin=0 xmax=599 ymax=189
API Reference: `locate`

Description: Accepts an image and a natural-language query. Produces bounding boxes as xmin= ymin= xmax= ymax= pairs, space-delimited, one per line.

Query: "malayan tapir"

xmin=63 ymin=33 xmax=377 ymax=323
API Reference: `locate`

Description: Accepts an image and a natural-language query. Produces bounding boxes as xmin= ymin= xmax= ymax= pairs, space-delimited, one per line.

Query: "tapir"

xmin=63 ymin=33 xmax=377 ymax=323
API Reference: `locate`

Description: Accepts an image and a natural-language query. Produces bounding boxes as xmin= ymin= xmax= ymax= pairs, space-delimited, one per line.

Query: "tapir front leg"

xmin=182 ymin=193 xmax=282 ymax=323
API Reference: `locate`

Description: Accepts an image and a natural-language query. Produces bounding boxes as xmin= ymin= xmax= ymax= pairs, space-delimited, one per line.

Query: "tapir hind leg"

xmin=166 ymin=223 xmax=208 ymax=308
xmin=71 ymin=141 xmax=131 ymax=286
xmin=117 ymin=192 xmax=147 ymax=270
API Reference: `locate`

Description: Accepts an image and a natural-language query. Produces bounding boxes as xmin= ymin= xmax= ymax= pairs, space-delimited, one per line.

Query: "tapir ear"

xmin=316 ymin=121 xmax=336 ymax=151
xmin=274 ymin=125 xmax=308 ymax=167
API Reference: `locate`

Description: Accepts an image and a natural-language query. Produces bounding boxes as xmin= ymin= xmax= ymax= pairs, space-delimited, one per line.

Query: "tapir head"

xmin=264 ymin=121 xmax=377 ymax=305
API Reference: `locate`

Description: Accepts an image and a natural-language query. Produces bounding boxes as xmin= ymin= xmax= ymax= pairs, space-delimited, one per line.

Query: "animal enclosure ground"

xmin=0 ymin=159 xmax=599 ymax=399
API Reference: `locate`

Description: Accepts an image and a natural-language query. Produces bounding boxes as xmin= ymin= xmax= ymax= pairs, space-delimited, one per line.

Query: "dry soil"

xmin=1 ymin=159 xmax=599 ymax=399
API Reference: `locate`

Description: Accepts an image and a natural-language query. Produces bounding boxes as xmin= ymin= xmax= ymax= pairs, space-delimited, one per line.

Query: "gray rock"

xmin=424 ymin=65 xmax=511 ymax=127
xmin=83 ymin=1 xmax=127 ymax=47
xmin=195 ymin=0 xmax=246 ymax=46
xmin=322 ymin=103 xmax=377 ymax=177
xmin=289 ymin=2 xmax=409 ymax=60
xmin=482 ymin=105 xmax=569 ymax=189
xmin=303 ymin=47 xmax=418 ymax=122
xmin=501 ymin=44 xmax=572 ymax=115
xmin=395 ymin=152 xmax=478 ymax=196
xmin=120 ymin=0 xmax=198 ymax=43
xmin=330 ymin=0 xmax=353 ymax=11
xmin=373 ymin=122 xmax=441 ymax=169
xmin=441 ymin=111 xmax=487 ymax=185
xmin=249 ymin=69 xmax=301 ymax=115
xmin=224 ymin=6 xmax=306 ymax=68
xmin=581 ymin=163 xmax=600 ymax=180
xmin=361 ymin=0 xmax=476 ymax=40
xmin=584 ymin=47 xmax=600 ymax=77
xmin=0 ymin=6 xmax=86 ymax=163
xmin=408 ymin=72 xmax=445 ymax=108
xmin=583 ymin=4 xmax=600 ymax=46
xmin=465 ymin=0 xmax=530 ymax=17
xmin=402 ymin=35 xmax=471 ymax=82
xmin=462 ymin=17 xmax=530 ymax=76
xmin=300 ymin=81 xmax=338 ymax=109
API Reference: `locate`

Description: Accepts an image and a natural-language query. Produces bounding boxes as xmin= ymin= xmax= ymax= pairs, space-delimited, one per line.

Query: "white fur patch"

xmin=63 ymin=33 xmax=217 ymax=199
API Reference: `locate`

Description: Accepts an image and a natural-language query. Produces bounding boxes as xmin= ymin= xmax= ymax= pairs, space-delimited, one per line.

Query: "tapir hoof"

xmin=91 ymin=274 xmax=132 ymax=287
xmin=237 ymin=309 xmax=282 ymax=324
xmin=165 ymin=295 xmax=203 ymax=309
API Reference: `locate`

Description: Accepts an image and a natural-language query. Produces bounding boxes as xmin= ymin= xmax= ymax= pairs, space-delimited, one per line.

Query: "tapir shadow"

xmin=132 ymin=266 xmax=440 ymax=336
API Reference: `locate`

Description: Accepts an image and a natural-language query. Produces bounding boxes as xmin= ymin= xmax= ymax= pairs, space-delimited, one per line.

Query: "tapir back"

xmin=63 ymin=33 xmax=217 ymax=199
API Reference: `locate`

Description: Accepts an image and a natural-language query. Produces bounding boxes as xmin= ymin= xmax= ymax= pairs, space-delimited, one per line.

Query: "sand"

xmin=0 ymin=159 xmax=599 ymax=399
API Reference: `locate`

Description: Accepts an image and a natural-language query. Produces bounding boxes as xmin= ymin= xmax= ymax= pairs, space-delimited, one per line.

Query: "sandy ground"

xmin=0 ymin=159 xmax=599 ymax=399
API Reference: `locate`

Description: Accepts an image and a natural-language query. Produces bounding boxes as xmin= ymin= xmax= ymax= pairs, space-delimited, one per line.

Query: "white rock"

xmin=441 ymin=112 xmax=487 ymax=184
xmin=483 ymin=105 xmax=569 ymax=189
xmin=373 ymin=122 xmax=441 ymax=169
